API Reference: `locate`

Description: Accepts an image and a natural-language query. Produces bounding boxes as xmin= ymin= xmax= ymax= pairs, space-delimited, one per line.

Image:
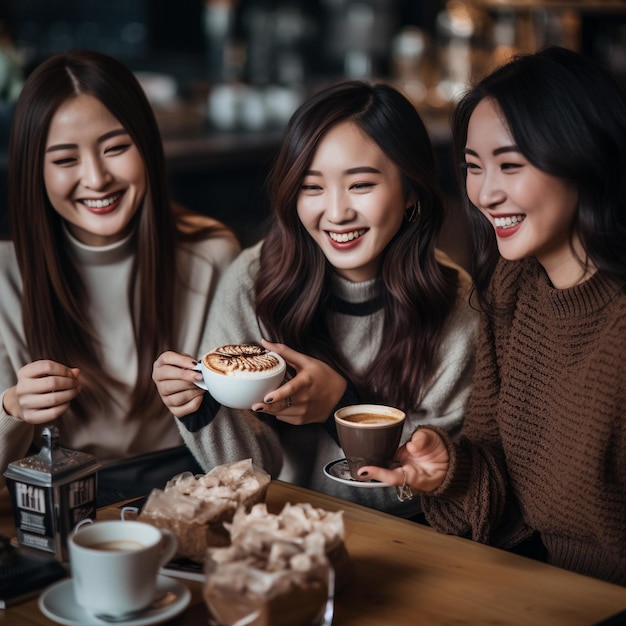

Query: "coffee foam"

xmin=341 ymin=412 xmax=401 ymax=425
xmin=204 ymin=344 xmax=283 ymax=377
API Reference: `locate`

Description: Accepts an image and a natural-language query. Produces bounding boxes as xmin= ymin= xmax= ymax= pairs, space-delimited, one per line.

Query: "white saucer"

xmin=323 ymin=458 xmax=393 ymax=488
xmin=38 ymin=574 xmax=191 ymax=626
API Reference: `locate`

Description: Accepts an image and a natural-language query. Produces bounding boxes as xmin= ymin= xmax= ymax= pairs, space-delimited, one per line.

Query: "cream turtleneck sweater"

xmin=0 ymin=226 xmax=239 ymax=484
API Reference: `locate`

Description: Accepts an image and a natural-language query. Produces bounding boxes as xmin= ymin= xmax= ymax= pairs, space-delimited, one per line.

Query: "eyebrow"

xmin=45 ymin=128 xmax=129 ymax=153
xmin=305 ymin=166 xmax=382 ymax=176
xmin=464 ymin=145 xmax=520 ymax=157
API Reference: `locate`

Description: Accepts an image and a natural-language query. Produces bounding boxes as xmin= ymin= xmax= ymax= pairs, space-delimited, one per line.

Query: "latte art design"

xmin=204 ymin=344 xmax=282 ymax=376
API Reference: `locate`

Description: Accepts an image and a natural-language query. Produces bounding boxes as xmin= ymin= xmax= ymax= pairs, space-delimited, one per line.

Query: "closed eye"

xmin=350 ymin=181 xmax=376 ymax=190
xmin=501 ymin=162 xmax=523 ymax=171
xmin=105 ymin=143 xmax=131 ymax=155
xmin=460 ymin=161 xmax=481 ymax=173
xmin=51 ymin=157 xmax=77 ymax=166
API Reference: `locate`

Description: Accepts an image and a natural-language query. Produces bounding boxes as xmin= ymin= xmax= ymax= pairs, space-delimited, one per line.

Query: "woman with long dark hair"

xmin=0 ymin=50 xmax=240 ymax=504
xmin=361 ymin=47 xmax=626 ymax=584
xmin=153 ymin=80 xmax=478 ymax=518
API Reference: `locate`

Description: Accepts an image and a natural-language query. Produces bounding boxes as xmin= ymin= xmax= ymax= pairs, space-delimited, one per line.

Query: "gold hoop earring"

xmin=405 ymin=199 xmax=421 ymax=223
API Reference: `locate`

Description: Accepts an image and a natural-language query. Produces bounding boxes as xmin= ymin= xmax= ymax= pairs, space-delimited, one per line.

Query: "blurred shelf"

xmin=475 ymin=0 xmax=626 ymax=12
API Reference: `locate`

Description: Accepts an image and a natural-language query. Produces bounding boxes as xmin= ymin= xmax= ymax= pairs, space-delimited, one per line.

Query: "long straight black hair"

xmin=8 ymin=49 xmax=231 ymax=419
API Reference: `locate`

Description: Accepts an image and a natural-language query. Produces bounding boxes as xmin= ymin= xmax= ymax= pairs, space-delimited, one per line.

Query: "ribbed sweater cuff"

xmin=177 ymin=392 xmax=221 ymax=433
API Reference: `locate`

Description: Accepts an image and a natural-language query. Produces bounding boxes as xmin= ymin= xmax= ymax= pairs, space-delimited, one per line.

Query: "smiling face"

xmin=463 ymin=97 xmax=591 ymax=288
xmin=296 ymin=121 xmax=409 ymax=283
xmin=43 ymin=94 xmax=147 ymax=247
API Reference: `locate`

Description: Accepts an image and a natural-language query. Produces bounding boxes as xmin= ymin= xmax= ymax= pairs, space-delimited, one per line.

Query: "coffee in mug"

xmin=89 ymin=540 xmax=145 ymax=551
xmin=68 ymin=519 xmax=177 ymax=618
xmin=335 ymin=404 xmax=406 ymax=481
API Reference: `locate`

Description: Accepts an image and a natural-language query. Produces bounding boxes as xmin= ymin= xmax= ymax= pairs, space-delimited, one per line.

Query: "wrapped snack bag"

xmin=228 ymin=502 xmax=352 ymax=590
xmin=204 ymin=511 xmax=334 ymax=626
xmin=139 ymin=459 xmax=270 ymax=561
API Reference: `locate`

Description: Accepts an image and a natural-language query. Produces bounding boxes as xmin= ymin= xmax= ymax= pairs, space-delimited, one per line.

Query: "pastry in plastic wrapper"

xmin=228 ymin=502 xmax=352 ymax=590
xmin=139 ymin=459 xmax=270 ymax=561
xmin=204 ymin=502 xmax=342 ymax=626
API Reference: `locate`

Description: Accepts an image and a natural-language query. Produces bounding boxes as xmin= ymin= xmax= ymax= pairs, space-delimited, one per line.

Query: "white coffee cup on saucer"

xmin=68 ymin=519 xmax=178 ymax=619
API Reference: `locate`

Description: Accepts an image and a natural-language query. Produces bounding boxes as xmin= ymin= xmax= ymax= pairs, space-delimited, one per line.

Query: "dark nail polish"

xmin=265 ymin=397 xmax=273 ymax=403
xmin=359 ymin=471 xmax=368 ymax=477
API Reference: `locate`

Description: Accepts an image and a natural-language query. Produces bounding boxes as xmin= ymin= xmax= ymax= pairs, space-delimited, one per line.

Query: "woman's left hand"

xmin=251 ymin=339 xmax=347 ymax=425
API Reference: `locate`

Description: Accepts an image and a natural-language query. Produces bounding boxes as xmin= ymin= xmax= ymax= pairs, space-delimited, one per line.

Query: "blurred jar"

xmin=392 ymin=27 xmax=428 ymax=105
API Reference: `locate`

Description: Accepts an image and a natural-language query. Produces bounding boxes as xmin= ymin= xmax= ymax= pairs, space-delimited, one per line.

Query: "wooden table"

xmin=2 ymin=480 xmax=626 ymax=625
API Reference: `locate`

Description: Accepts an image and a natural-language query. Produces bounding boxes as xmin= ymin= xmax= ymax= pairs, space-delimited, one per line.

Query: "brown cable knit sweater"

xmin=422 ymin=257 xmax=626 ymax=586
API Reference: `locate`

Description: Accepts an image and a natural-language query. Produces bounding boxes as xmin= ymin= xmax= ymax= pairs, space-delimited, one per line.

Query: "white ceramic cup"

xmin=68 ymin=519 xmax=178 ymax=618
xmin=193 ymin=346 xmax=286 ymax=409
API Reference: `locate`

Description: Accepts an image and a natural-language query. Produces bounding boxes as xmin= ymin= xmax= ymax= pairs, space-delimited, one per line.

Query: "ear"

xmin=405 ymin=190 xmax=418 ymax=210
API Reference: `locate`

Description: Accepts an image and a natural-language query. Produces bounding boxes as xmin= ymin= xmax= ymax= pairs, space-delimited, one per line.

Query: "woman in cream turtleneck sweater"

xmin=0 ymin=50 xmax=239 ymax=504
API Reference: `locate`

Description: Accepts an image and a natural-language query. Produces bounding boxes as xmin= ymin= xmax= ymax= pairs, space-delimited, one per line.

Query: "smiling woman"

xmin=0 ymin=50 xmax=240 ymax=505
xmin=296 ymin=121 xmax=407 ymax=283
xmin=152 ymin=80 xmax=479 ymax=520
xmin=360 ymin=46 xmax=626 ymax=587
xmin=43 ymin=95 xmax=147 ymax=248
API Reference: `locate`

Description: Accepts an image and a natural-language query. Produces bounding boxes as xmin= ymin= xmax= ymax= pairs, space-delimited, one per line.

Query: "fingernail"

xmin=359 ymin=471 xmax=368 ymax=477
xmin=264 ymin=396 xmax=273 ymax=403
xmin=254 ymin=407 xmax=264 ymax=413
xmin=191 ymin=359 xmax=198 ymax=365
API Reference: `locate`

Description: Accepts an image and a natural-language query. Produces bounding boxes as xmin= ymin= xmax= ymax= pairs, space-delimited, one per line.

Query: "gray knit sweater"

xmin=422 ymin=257 xmax=626 ymax=585
xmin=178 ymin=242 xmax=479 ymax=518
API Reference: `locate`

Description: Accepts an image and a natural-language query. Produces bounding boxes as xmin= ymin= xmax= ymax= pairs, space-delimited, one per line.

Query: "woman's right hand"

xmin=3 ymin=360 xmax=81 ymax=423
xmin=357 ymin=428 xmax=450 ymax=494
xmin=152 ymin=351 xmax=205 ymax=417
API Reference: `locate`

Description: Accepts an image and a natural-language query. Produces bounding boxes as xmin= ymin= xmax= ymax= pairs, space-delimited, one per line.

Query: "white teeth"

xmin=83 ymin=194 xmax=120 ymax=209
xmin=494 ymin=215 xmax=525 ymax=229
xmin=328 ymin=229 xmax=367 ymax=243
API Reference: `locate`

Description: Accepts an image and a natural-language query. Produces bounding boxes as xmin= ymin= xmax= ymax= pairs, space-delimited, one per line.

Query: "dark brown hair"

xmin=7 ymin=49 xmax=232 ymax=419
xmin=255 ymin=80 xmax=459 ymax=411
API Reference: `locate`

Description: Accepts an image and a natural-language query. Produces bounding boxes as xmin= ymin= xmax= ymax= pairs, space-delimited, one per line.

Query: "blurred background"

xmin=0 ymin=0 xmax=625 ymax=267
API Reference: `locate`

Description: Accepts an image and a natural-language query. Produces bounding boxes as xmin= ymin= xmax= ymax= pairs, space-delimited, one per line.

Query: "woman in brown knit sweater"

xmin=360 ymin=47 xmax=626 ymax=586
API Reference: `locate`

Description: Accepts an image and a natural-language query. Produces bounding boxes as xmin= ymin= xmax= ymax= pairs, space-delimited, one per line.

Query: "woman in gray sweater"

xmin=153 ymin=81 xmax=478 ymax=518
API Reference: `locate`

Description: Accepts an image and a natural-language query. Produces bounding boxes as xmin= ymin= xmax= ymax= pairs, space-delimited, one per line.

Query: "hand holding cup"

xmin=193 ymin=344 xmax=286 ymax=409
xmin=334 ymin=404 xmax=406 ymax=481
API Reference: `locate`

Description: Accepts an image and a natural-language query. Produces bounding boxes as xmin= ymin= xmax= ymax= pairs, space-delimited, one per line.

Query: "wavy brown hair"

xmin=7 ymin=49 xmax=232 ymax=420
xmin=255 ymin=81 xmax=459 ymax=411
